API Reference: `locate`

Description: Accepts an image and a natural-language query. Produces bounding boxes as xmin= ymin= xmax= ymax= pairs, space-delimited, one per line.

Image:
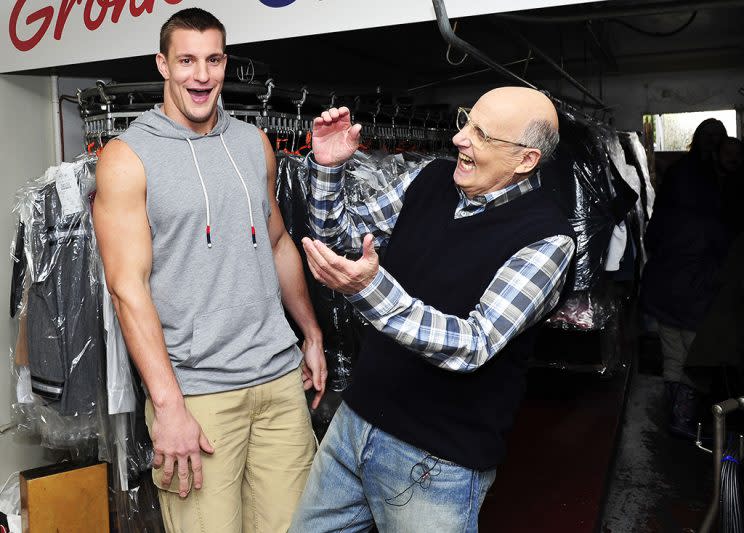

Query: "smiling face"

xmin=451 ymin=87 xmax=555 ymax=198
xmin=156 ymin=28 xmax=226 ymax=134
xmin=452 ymin=103 xmax=527 ymax=197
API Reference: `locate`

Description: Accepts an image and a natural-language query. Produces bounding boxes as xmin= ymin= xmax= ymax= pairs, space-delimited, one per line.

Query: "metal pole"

xmin=496 ymin=22 xmax=607 ymax=108
xmin=50 ymin=74 xmax=63 ymax=164
xmin=495 ymin=0 xmax=744 ymax=24
xmin=431 ymin=0 xmax=536 ymax=90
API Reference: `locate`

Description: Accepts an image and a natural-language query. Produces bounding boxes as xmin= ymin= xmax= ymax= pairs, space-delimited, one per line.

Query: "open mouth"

xmin=187 ymin=88 xmax=213 ymax=103
xmin=458 ymin=152 xmax=476 ymax=170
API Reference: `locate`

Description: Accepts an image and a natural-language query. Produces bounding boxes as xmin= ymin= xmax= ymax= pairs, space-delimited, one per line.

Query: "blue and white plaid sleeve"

xmin=347 ymin=235 xmax=576 ymax=372
xmin=307 ymin=155 xmax=423 ymax=253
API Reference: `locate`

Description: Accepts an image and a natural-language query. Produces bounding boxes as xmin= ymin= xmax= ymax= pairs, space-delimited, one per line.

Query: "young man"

xmin=290 ymin=88 xmax=576 ymax=532
xmin=93 ymin=8 xmax=326 ymax=533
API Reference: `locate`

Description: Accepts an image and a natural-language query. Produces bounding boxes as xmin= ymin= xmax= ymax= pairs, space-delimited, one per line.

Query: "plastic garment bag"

xmin=8 ymin=153 xmax=163 ymax=530
xmin=0 ymin=472 xmax=21 ymax=533
xmin=10 ymin=155 xmax=108 ymax=452
xmin=274 ymin=151 xmax=434 ymax=438
xmin=275 ymin=153 xmax=362 ymax=437
xmin=540 ymin=111 xmax=653 ymax=334
xmin=541 ymin=111 xmax=618 ymax=293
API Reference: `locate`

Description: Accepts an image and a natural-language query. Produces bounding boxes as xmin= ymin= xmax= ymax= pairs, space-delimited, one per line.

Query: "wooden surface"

xmin=20 ymin=462 xmax=109 ymax=533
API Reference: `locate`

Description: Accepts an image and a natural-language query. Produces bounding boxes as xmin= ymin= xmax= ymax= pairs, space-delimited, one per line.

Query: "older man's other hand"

xmin=302 ymin=234 xmax=379 ymax=295
xmin=311 ymin=106 xmax=362 ymax=167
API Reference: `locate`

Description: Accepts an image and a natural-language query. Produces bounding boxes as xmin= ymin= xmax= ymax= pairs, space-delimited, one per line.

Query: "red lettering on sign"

xmin=9 ymin=1 xmax=53 ymax=52
xmin=9 ymin=0 xmax=183 ymax=52
xmin=111 ymin=0 xmax=128 ymax=24
xmin=84 ymin=0 xmax=111 ymax=31
xmin=54 ymin=0 xmax=81 ymax=41
xmin=130 ymin=0 xmax=155 ymax=18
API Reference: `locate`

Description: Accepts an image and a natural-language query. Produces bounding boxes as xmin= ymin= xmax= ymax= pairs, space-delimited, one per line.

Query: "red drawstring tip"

xmin=251 ymin=226 xmax=257 ymax=248
xmin=206 ymin=225 xmax=212 ymax=248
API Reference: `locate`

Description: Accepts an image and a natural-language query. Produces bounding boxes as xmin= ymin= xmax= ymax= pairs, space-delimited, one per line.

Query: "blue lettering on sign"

xmin=259 ymin=0 xmax=297 ymax=7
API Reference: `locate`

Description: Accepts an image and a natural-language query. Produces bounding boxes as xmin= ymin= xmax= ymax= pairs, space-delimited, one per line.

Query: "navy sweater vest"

xmin=343 ymin=158 xmax=575 ymax=470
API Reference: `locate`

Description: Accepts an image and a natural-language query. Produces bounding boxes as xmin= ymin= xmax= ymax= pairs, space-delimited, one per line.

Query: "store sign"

xmin=9 ymin=0 xmax=183 ymax=52
xmin=1 ymin=0 xmax=604 ymax=73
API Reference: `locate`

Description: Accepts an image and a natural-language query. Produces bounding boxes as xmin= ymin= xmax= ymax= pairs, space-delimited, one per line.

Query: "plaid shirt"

xmin=307 ymin=156 xmax=575 ymax=372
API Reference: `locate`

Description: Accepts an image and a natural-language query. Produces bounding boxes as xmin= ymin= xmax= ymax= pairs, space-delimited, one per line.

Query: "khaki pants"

xmin=145 ymin=367 xmax=316 ymax=533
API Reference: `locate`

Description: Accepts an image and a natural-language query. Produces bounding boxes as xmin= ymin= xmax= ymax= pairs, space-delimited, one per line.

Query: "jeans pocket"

xmin=423 ymin=450 xmax=464 ymax=468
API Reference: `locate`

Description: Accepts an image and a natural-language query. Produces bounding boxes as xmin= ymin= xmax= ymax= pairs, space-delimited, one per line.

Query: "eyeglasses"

xmin=456 ymin=107 xmax=529 ymax=149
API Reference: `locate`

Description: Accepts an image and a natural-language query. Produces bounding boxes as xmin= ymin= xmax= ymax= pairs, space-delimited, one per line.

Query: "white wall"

xmin=414 ymin=66 xmax=744 ymax=136
xmin=610 ymin=69 xmax=744 ymax=134
xmin=0 ymin=74 xmax=56 ymax=485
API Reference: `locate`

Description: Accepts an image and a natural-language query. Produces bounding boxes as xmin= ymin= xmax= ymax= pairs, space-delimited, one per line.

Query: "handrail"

xmin=699 ymin=398 xmax=744 ymax=533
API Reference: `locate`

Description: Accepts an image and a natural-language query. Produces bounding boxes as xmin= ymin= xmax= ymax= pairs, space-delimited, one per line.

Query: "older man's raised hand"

xmin=301 ymin=234 xmax=379 ymax=295
xmin=312 ymin=106 xmax=362 ymax=167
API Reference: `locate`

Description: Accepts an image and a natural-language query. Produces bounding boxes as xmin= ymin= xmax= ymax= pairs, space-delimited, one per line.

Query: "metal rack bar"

xmin=430 ymin=0 xmax=536 ymax=89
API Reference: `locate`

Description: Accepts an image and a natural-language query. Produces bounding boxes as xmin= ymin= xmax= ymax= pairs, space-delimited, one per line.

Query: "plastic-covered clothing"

xmin=541 ymin=111 xmax=617 ymax=292
xmin=14 ymin=158 xmax=103 ymax=418
xmin=101 ymin=272 xmax=136 ymax=415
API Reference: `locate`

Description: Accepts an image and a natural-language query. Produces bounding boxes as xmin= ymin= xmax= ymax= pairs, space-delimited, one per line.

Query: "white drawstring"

xmin=220 ymin=133 xmax=258 ymax=248
xmin=185 ymin=137 xmax=212 ymax=248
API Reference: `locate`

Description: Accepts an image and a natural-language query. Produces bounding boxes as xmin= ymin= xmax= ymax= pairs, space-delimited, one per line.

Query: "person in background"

xmin=289 ymin=87 xmax=576 ymax=532
xmin=682 ymin=138 xmax=744 ymax=395
xmin=93 ymin=8 xmax=325 ymax=532
xmin=717 ymin=137 xmax=744 ymax=237
xmin=641 ymin=118 xmax=730 ymax=439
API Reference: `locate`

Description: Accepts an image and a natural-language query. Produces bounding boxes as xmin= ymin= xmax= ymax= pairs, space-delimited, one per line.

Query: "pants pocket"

xmin=152 ymin=466 xmax=193 ymax=495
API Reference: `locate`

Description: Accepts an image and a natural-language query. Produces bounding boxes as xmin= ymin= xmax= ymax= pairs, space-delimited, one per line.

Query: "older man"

xmin=289 ymin=87 xmax=576 ymax=532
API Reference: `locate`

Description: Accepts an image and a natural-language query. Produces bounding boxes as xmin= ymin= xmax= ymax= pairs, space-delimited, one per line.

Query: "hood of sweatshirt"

xmin=129 ymin=103 xmax=231 ymax=140
xmin=128 ymin=104 xmax=258 ymax=249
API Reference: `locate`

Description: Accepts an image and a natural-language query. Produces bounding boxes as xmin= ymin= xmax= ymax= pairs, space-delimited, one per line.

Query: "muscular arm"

xmin=93 ymin=141 xmax=178 ymax=411
xmin=93 ymin=141 xmax=212 ymax=496
xmin=260 ymin=132 xmax=326 ymax=408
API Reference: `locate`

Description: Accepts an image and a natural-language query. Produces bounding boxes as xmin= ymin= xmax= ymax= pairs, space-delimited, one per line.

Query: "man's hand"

xmin=151 ymin=402 xmax=214 ymax=498
xmin=300 ymin=336 xmax=327 ymax=409
xmin=312 ymin=106 xmax=362 ymax=167
xmin=302 ymin=234 xmax=379 ymax=295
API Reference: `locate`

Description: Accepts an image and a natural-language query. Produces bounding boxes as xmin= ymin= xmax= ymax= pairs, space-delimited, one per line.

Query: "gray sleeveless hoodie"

xmin=117 ymin=105 xmax=301 ymax=395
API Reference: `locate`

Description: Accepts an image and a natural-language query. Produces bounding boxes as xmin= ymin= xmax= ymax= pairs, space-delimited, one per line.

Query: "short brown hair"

xmin=160 ymin=8 xmax=226 ymax=55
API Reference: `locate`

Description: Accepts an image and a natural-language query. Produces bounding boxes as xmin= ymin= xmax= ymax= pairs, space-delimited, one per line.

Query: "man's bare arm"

xmin=93 ymin=140 xmax=213 ymax=497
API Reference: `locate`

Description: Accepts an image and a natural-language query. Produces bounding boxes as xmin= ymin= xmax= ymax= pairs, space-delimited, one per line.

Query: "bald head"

xmin=472 ymin=87 xmax=560 ymax=165
xmin=476 ymin=87 xmax=558 ymax=131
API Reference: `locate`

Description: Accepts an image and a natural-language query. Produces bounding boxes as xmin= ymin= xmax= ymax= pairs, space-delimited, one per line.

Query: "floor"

xmin=600 ymin=372 xmax=711 ymax=532
xmin=479 ymin=333 xmax=715 ymax=533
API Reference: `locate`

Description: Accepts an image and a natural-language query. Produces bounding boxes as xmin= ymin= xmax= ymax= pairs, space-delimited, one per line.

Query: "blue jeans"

xmin=289 ymin=402 xmax=497 ymax=532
